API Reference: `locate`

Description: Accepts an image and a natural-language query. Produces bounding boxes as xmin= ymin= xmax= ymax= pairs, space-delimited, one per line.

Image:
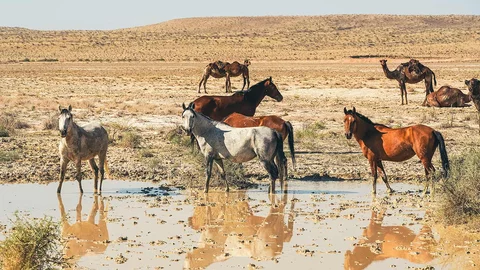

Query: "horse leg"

xmin=261 ymin=160 xmax=278 ymax=194
xmin=275 ymin=154 xmax=287 ymax=193
xmin=204 ymin=156 xmax=214 ymax=193
xmin=75 ymin=159 xmax=84 ymax=194
xmin=377 ymin=161 xmax=394 ymax=194
xmin=98 ymin=151 xmax=107 ymax=193
xmin=421 ymin=159 xmax=436 ymax=196
xmin=370 ymin=160 xmax=378 ymax=195
xmin=88 ymin=158 xmax=99 ymax=194
xmin=214 ymin=159 xmax=229 ymax=192
xmin=87 ymin=195 xmax=99 ymax=223
xmin=57 ymin=158 xmax=70 ymax=193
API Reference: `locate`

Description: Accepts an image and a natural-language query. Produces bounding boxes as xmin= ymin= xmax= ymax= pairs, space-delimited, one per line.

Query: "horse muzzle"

xmin=345 ymin=132 xmax=352 ymax=139
xmin=275 ymin=95 xmax=284 ymax=102
xmin=60 ymin=130 xmax=67 ymax=138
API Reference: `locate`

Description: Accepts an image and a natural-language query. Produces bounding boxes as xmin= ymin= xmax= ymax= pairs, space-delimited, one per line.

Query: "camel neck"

xmin=381 ymin=64 xmax=397 ymax=80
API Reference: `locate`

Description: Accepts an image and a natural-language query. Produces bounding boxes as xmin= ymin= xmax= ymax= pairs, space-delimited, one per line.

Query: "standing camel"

xmin=198 ymin=59 xmax=250 ymax=93
xmin=380 ymin=59 xmax=436 ymax=105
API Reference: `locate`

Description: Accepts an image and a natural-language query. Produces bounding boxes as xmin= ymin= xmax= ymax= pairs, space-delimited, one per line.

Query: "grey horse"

xmin=57 ymin=105 xmax=109 ymax=194
xmin=181 ymin=103 xmax=286 ymax=193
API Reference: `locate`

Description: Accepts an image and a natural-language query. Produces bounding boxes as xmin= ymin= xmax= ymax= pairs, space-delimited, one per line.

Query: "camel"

xmin=465 ymin=78 xmax=480 ymax=111
xmin=380 ymin=59 xmax=437 ymax=105
xmin=198 ymin=59 xmax=251 ymax=93
xmin=425 ymin=85 xmax=472 ymax=107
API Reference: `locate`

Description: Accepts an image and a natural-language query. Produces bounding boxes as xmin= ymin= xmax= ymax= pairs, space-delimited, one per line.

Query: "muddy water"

xmin=0 ymin=180 xmax=478 ymax=269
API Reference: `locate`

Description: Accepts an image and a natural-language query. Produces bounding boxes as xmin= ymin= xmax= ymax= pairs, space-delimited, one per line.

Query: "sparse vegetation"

xmin=42 ymin=113 xmax=59 ymax=130
xmin=0 ymin=150 xmax=20 ymax=163
xmin=0 ymin=214 xmax=70 ymax=269
xmin=437 ymin=150 xmax=480 ymax=226
xmin=0 ymin=113 xmax=17 ymax=136
xmin=119 ymin=131 xmax=141 ymax=148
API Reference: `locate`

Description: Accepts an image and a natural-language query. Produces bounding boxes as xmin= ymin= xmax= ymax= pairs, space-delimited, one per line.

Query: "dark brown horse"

xmin=192 ymin=77 xmax=283 ymax=121
xmin=343 ymin=107 xmax=449 ymax=195
xmin=223 ymin=112 xmax=296 ymax=170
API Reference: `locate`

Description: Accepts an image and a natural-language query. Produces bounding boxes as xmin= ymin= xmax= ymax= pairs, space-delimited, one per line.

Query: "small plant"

xmin=119 ymin=131 xmax=141 ymax=148
xmin=42 ymin=113 xmax=59 ymax=130
xmin=296 ymin=121 xmax=326 ymax=140
xmin=166 ymin=126 xmax=190 ymax=147
xmin=0 ymin=214 xmax=70 ymax=269
xmin=0 ymin=112 xmax=17 ymax=136
xmin=0 ymin=150 xmax=20 ymax=162
xmin=437 ymin=149 xmax=480 ymax=226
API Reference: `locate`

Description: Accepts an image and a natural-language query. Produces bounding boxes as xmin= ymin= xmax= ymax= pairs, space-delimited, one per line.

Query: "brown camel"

xmin=425 ymin=85 xmax=472 ymax=107
xmin=198 ymin=59 xmax=251 ymax=93
xmin=465 ymin=78 xmax=480 ymax=111
xmin=380 ymin=59 xmax=437 ymax=105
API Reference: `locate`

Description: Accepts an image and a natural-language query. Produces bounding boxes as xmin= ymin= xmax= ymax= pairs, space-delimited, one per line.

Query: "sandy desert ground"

xmin=0 ymin=15 xmax=480 ymax=269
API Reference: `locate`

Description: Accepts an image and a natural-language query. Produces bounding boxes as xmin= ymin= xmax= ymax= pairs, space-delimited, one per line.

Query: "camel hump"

xmin=214 ymin=60 xmax=228 ymax=70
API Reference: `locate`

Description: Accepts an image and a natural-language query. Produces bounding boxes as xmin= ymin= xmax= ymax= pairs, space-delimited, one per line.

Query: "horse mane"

xmin=345 ymin=109 xmax=384 ymax=126
xmin=233 ymin=78 xmax=270 ymax=95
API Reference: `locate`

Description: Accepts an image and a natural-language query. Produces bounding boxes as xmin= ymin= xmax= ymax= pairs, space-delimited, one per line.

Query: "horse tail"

xmin=104 ymin=158 xmax=111 ymax=179
xmin=284 ymin=121 xmax=296 ymax=170
xmin=433 ymin=130 xmax=449 ymax=177
xmin=274 ymin=130 xmax=287 ymax=178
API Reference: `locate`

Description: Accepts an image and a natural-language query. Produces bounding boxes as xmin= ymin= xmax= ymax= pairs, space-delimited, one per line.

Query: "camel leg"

xmin=261 ymin=160 xmax=278 ymax=194
xmin=88 ymin=158 xmax=99 ymax=194
xmin=214 ymin=159 xmax=229 ymax=192
xmin=377 ymin=161 xmax=394 ymax=193
xmin=57 ymin=158 xmax=70 ymax=193
xmin=199 ymin=74 xmax=209 ymax=93
xmin=399 ymin=80 xmax=408 ymax=105
xmin=204 ymin=156 xmax=214 ymax=193
xmin=423 ymin=78 xmax=433 ymax=106
xmin=225 ymin=74 xmax=231 ymax=93
xmin=75 ymin=159 xmax=84 ymax=194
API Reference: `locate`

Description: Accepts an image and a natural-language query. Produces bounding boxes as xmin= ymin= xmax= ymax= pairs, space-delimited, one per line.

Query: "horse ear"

xmin=352 ymin=107 xmax=356 ymax=114
xmin=182 ymin=103 xmax=187 ymax=110
xmin=58 ymin=105 xmax=62 ymax=113
xmin=465 ymin=80 xmax=470 ymax=86
xmin=191 ymin=103 xmax=195 ymax=110
xmin=344 ymin=107 xmax=347 ymax=115
xmin=68 ymin=105 xmax=72 ymax=112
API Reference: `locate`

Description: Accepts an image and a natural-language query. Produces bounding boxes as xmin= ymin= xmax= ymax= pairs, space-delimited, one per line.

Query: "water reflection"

xmin=344 ymin=209 xmax=436 ymax=270
xmin=57 ymin=194 xmax=109 ymax=262
xmin=185 ymin=192 xmax=295 ymax=269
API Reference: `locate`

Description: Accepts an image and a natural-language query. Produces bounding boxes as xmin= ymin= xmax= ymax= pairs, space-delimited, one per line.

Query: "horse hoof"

xmin=204 ymin=189 xmax=209 ymax=193
xmin=388 ymin=189 xmax=395 ymax=194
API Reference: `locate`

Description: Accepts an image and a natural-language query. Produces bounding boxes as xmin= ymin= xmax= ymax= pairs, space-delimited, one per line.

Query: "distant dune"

xmin=1 ymin=15 xmax=479 ymax=62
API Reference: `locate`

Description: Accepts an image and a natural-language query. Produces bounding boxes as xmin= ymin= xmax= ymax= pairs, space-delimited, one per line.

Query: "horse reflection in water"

xmin=344 ymin=208 xmax=436 ymax=270
xmin=57 ymin=194 xmax=109 ymax=263
xmin=185 ymin=192 xmax=295 ymax=269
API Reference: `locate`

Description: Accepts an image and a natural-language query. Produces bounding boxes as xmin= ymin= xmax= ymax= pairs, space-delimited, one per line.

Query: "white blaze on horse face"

xmin=182 ymin=110 xmax=195 ymax=132
xmin=59 ymin=113 xmax=71 ymax=136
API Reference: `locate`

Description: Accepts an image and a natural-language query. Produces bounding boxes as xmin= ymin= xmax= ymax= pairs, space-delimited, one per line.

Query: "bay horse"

xmin=222 ymin=112 xmax=296 ymax=170
xmin=343 ymin=107 xmax=449 ymax=195
xmin=182 ymin=103 xmax=286 ymax=194
xmin=58 ymin=105 xmax=109 ymax=194
xmin=192 ymin=77 xmax=283 ymax=121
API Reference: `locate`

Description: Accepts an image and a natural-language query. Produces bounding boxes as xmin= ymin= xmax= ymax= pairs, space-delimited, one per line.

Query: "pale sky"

xmin=1 ymin=0 xmax=478 ymax=30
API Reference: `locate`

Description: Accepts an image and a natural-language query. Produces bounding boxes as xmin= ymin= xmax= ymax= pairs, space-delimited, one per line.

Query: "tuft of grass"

xmin=166 ymin=126 xmax=191 ymax=147
xmin=437 ymin=149 xmax=480 ymax=226
xmin=42 ymin=113 xmax=59 ymax=130
xmin=119 ymin=131 xmax=141 ymax=148
xmin=0 ymin=113 xmax=17 ymax=136
xmin=0 ymin=214 xmax=70 ymax=269
xmin=0 ymin=126 xmax=9 ymax=137
xmin=296 ymin=121 xmax=326 ymax=140
xmin=0 ymin=150 xmax=20 ymax=162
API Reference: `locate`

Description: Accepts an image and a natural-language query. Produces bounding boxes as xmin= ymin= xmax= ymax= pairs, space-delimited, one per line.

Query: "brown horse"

xmin=198 ymin=59 xmax=251 ymax=93
xmin=425 ymin=85 xmax=472 ymax=107
xmin=344 ymin=208 xmax=436 ymax=270
xmin=192 ymin=77 xmax=283 ymax=121
xmin=380 ymin=59 xmax=437 ymax=105
xmin=223 ymin=112 xmax=296 ymax=170
xmin=343 ymin=107 xmax=449 ymax=195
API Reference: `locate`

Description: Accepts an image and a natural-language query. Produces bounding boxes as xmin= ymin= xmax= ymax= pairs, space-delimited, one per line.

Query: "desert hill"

xmin=0 ymin=15 xmax=479 ymax=62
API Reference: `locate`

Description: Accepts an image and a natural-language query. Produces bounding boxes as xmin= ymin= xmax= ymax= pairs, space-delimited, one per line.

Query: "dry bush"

xmin=42 ymin=113 xmax=59 ymax=130
xmin=0 ymin=214 xmax=70 ymax=269
xmin=0 ymin=113 xmax=17 ymax=136
xmin=118 ymin=131 xmax=142 ymax=148
xmin=437 ymin=149 xmax=480 ymax=226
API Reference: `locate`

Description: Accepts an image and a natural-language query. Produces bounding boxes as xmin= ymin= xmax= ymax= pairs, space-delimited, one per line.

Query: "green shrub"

xmin=438 ymin=149 xmax=480 ymax=225
xmin=0 ymin=214 xmax=70 ymax=269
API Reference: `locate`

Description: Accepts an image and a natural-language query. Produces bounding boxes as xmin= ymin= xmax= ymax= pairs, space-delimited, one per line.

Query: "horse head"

xmin=343 ymin=107 xmax=357 ymax=139
xmin=58 ymin=105 xmax=73 ymax=138
xmin=265 ymin=77 xmax=283 ymax=102
xmin=181 ymin=102 xmax=196 ymax=134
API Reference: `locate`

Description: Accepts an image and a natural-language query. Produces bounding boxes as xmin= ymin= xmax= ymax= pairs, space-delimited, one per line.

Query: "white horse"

xmin=182 ymin=103 xmax=286 ymax=193
xmin=58 ymin=105 xmax=109 ymax=194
